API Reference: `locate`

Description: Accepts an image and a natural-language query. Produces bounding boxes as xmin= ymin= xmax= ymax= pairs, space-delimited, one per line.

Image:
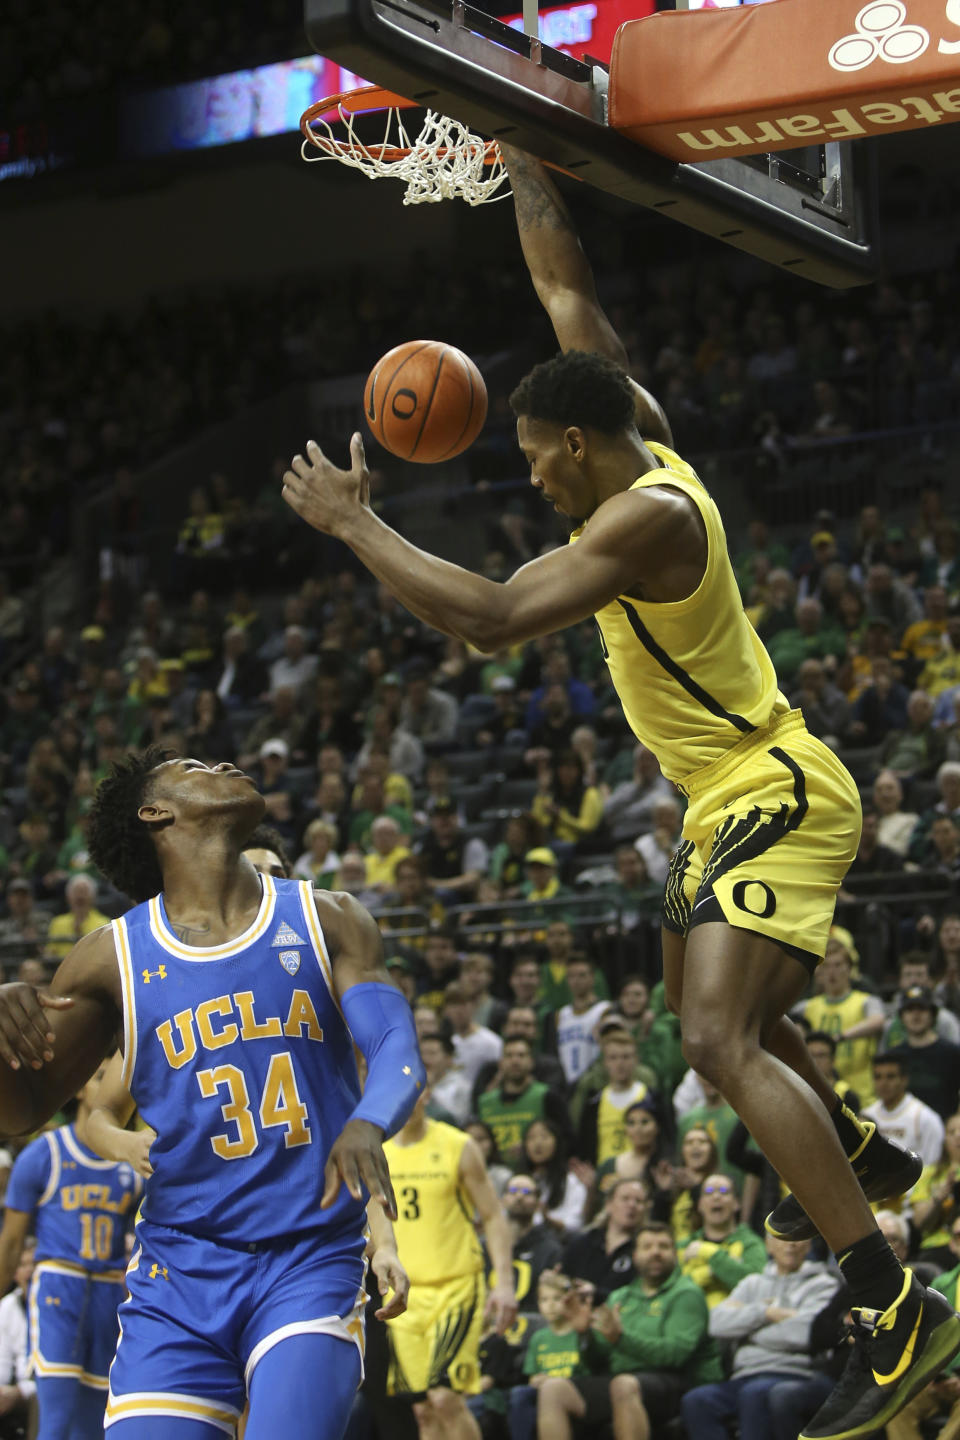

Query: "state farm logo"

xmin=829 ymin=0 xmax=930 ymax=70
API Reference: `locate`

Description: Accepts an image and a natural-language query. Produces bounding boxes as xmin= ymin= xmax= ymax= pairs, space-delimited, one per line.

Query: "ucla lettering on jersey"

xmin=5 ymin=1125 xmax=141 ymax=1271
xmin=112 ymin=875 xmax=365 ymax=1243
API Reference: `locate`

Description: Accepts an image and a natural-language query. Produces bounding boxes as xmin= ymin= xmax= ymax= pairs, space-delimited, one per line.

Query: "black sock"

xmin=832 ymin=1102 xmax=873 ymax=1159
xmin=837 ymin=1231 xmax=906 ymax=1314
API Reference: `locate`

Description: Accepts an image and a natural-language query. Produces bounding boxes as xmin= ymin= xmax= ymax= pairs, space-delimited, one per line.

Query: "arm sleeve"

xmin=4 ymin=1138 xmax=51 ymax=1217
xmin=340 ymin=983 xmax=427 ymax=1138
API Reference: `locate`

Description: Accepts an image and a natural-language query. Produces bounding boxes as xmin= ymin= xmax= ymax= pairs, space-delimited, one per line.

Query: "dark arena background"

xmin=3 ymin=1 xmax=960 ymax=1437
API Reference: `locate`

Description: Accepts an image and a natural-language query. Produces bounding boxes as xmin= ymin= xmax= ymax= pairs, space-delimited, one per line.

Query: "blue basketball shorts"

xmin=28 ymin=1259 xmax=126 ymax=1388
xmin=105 ymin=1218 xmax=367 ymax=1435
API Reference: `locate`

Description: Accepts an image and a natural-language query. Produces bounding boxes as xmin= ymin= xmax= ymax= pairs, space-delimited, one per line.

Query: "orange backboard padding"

xmin=610 ymin=0 xmax=960 ymax=161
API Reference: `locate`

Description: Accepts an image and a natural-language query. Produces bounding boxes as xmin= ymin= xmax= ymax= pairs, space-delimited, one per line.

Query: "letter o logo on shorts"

xmin=828 ymin=0 xmax=929 ymax=71
xmin=731 ymin=879 xmax=777 ymax=919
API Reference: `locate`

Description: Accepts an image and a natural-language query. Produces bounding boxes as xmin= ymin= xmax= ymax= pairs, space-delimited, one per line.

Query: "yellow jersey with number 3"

xmin=384 ymin=1119 xmax=484 ymax=1286
xmin=570 ymin=442 xmax=789 ymax=787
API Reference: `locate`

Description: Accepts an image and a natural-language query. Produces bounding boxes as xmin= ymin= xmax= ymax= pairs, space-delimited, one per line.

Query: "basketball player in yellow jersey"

xmin=383 ymin=1093 xmax=516 ymax=1440
xmin=281 ymin=156 xmax=960 ymax=1440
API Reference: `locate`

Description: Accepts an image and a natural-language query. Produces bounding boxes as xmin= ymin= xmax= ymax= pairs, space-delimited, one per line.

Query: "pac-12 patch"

xmin=279 ymin=950 xmax=301 ymax=975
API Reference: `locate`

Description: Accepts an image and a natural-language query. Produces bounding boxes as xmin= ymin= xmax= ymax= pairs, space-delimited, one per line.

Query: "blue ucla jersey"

xmin=113 ymin=874 xmax=365 ymax=1244
xmin=5 ymin=1124 xmax=141 ymax=1271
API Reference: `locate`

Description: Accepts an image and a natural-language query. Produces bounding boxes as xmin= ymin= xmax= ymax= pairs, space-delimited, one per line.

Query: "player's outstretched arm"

xmin=366 ymin=1200 xmax=410 ymax=1321
xmin=459 ymin=1137 xmax=517 ymax=1335
xmin=283 ymin=440 xmax=701 ymax=651
xmin=500 ymin=144 xmax=673 ymax=446
xmin=317 ymin=890 xmax=426 ymax=1219
xmin=0 ymin=929 xmax=120 ymax=1136
xmin=86 ymin=1049 xmax=155 ymax=1178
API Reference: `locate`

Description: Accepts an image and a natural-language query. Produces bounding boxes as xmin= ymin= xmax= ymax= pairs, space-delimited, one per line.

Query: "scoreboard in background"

xmin=503 ymin=0 xmax=656 ymax=62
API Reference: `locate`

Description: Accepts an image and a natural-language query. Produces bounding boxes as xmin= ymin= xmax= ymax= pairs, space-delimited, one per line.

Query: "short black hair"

xmin=873 ymin=1051 xmax=908 ymax=1074
xmin=420 ymin=1031 xmax=455 ymax=1057
xmin=88 ymin=746 xmax=170 ymax=903
xmin=503 ymin=1035 xmax=534 ymax=1055
xmin=509 ymin=350 xmax=637 ymax=435
xmin=244 ymin=823 xmax=292 ymax=877
xmin=805 ymin=1030 xmax=837 ymax=1055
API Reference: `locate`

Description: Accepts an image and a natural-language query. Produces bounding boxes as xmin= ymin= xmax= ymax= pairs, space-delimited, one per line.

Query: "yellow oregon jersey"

xmin=384 ymin=1119 xmax=483 ymax=1287
xmin=571 ymin=442 xmax=789 ymax=786
xmin=803 ymin=990 xmax=878 ymax=1104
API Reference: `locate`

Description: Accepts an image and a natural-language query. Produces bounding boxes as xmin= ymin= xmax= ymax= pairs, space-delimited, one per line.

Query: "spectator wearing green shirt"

xmin=509 ymin=1272 xmax=589 ymax=1440
xmin=537 ymin=919 xmax=608 ymax=1013
xmin=478 ymin=1037 xmax=569 ymax=1167
xmin=537 ymin=1221 xmax=721 ymax=1440
xmin=678 ymin=1076 xmax=744 ymax=1190
xmin=884 ymin=1218 xmax=960 ymax=1440
xmin=680 ymin=1173 xmax=767 ymax=1309
xmin=765 ymin=597 xmax=846 ymax=685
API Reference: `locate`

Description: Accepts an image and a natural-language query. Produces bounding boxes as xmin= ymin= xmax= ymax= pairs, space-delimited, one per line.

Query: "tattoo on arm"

xmin=505 ymin=151 xmax=577 ymax=234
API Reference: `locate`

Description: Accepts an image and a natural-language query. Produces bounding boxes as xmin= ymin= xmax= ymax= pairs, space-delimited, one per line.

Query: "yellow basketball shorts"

xmin=662 ymin=710 xmax=861 ymax=971
xmin=386 ymin=1271 xmax=485 ymax=1397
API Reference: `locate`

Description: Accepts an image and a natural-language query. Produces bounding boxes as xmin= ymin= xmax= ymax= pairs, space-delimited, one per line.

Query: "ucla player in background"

xmin=280 ymin=151 xmax=960 ymax=1439
xmin=0 ymin=1060 xmax=142 ymax=1439
xmin=0 ymin=747 xmax=424 ymax=1438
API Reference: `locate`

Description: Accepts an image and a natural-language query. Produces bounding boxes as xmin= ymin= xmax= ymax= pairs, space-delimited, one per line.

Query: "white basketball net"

xmin=300 ymin=98 xmax=511 ymax=206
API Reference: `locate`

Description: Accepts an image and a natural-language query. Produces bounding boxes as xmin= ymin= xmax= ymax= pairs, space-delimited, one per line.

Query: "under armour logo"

xmin=829 ymin=1 xmax=929 ymax=71
xmin=142 ymin=965 xmax=167 ymax=984
xmin=149 ymin=1263 xmax=168 ymax=1280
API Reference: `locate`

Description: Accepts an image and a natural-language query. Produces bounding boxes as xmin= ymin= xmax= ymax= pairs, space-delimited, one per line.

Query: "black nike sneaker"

xmin=799 ymin=1269 xmax=960 ymax=1439
xmin=765 ymin=1122 xmax=923 ymax=1243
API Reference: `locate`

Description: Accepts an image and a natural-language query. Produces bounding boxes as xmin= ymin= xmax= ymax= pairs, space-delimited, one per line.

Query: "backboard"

xmin=304 ymin=0 xmax=877 ymax=287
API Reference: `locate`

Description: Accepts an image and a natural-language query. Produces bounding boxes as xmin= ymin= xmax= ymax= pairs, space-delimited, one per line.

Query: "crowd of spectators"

xmin=4 ymin=241 xmax=960 ymax=650
xmin=1 ymin=0 xmax=307 ymax=112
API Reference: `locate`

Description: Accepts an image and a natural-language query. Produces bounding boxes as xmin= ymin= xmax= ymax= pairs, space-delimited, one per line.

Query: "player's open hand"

xmin=371 ymin=1245 xmax=410 ymax=1321
xmin=125 ymin=1126 xmax=157 ymax=1179
xmin=322 ymin=1117 xmax=397 ymax=1219
xmin=281 ymin=435 xmax=370 ymax=538
xmin=484 ymin=1284 xmax=518 ymax=1335
xmin=0 ymin=982 xmax=75 ymax=1071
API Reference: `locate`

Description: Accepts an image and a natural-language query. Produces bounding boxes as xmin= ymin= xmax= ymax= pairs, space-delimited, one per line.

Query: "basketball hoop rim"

xmin=300 ymin=85 xmax=419 ymax=138
xmin=300 ymin=85 xmax=501 ymax=164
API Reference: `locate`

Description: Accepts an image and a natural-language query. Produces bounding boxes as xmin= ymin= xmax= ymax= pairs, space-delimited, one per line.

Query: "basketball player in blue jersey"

xmin=0 ymin=746 xmax=425 ymax=1438
xmin=0 ymin=1060 xmax=142 ymax=1439
xmin=279 ymin=157 xmax=960 ymax=1439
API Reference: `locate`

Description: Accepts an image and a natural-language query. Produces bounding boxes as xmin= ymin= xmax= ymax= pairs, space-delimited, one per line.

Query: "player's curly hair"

xmin=88 ymin=746 xmax=170 ymax=904
xmin=509 ymin=350 xmax=636 ymax=434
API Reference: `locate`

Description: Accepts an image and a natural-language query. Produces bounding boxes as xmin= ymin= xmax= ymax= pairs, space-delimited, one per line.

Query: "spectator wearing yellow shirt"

xmin=364 ymin=815 xmax=411 ymax=892
xmin=921 ymin=613 xmax=960 ymax=699
xmin=799 ymin=929 xmax=885 ymax=1105
xmin=531 ymin=751 xmax=604 ymax=851
xmin=44 ymin=874 xmax=110 ymax=962
xmin=902 ymin=586 xmax=950 ymax=666
xmin=126 ymin=648 xmax=169 ymax=705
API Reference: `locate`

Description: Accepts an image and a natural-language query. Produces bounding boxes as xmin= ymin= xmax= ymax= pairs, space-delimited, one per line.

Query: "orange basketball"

xmin=363 ymin=340 xmax=487 ymax=463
